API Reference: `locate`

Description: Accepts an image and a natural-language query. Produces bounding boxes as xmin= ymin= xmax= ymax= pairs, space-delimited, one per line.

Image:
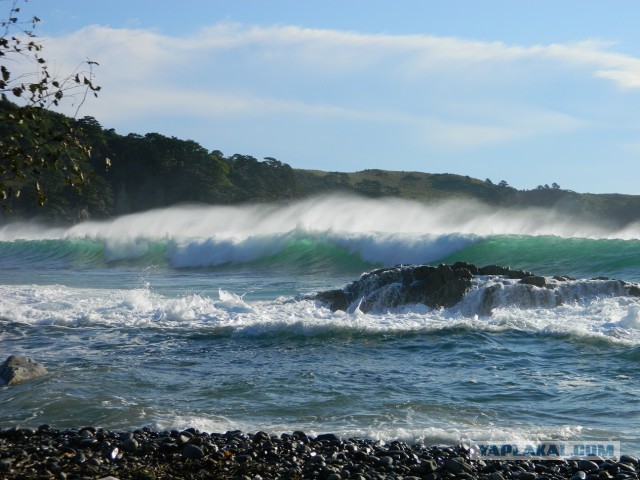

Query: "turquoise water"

xmin=1 ymin=196 xmax=639 ymax=454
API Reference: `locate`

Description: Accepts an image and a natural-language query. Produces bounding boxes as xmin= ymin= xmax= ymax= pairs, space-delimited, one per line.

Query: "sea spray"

xmin=1 ymin=195 xmax=639 ymax=242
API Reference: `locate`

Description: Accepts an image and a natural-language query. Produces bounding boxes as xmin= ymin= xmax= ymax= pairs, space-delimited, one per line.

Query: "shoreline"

xmin=1 ymin=425 xmax=637 ymax=480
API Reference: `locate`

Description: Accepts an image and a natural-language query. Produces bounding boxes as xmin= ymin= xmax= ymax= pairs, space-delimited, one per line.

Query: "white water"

xmin=2 ymin=282 xmax=639 ymax=346
xmin=2 ymin=195 xmax=640 ymax=242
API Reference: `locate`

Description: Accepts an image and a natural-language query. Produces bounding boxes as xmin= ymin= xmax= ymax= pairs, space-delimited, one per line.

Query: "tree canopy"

xmin=0 ymin=0 xmax=101 ymax=206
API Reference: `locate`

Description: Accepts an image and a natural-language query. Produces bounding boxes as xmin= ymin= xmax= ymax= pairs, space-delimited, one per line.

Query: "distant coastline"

xmin=2 ymin=102 xmax=639 ymax=226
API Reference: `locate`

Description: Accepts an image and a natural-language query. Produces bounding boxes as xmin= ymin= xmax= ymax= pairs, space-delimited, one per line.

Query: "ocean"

xmin=1 ymin=195 xmax=639 ymax=455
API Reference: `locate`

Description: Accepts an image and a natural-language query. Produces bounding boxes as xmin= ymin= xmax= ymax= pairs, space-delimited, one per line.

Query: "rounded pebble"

xmin=0 ymin=426 xmax=634 ymax=480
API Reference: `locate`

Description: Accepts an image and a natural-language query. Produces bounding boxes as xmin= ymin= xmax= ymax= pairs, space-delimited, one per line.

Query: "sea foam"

xmin=2 ymin=282 xmax=639 ymax=346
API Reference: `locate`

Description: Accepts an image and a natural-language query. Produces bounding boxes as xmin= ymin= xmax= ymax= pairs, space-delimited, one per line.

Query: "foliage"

xmin=0 ymin=0 xmax=101 ymax=206
xmin=1 ymin=102 xmax=639 ymax=228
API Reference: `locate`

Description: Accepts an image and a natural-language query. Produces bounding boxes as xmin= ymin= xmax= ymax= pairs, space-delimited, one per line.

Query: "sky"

xmin=10 ymin=0 xmax=640 ymax=194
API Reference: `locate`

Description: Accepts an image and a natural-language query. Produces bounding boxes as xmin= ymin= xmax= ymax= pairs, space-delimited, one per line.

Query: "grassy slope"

xmin=294 ymin=168 xmax=640 ymax=227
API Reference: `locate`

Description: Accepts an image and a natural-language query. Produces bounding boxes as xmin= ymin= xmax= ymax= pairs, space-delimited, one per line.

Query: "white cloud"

xmin=595 ymin=70 xmax=640 ymax=89
xmin=33 ymin=22 xmax=640 ymax=152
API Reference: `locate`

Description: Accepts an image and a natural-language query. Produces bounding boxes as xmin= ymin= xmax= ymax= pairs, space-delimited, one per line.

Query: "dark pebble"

xmin=519 ymin=472 xmax=537 ymax=480
xmin=0 ymin=459 xmax=12 ymax=471
xmin=182 ymin=443 xmax=204 ymax=460
xmin=78 ymin=437 xmax=98 ymax=448
xmin=122 ymin=437 xmax=138 ymax=451
xmin=316 ymin=433 xmax=341 ymax=443
xmin=578 ymin=459 xmax=600 ymax=472
xmin=0 ymin=426 xmax=636 ymax=480
xmin=621 ymin=455 xmax=639 ymax=465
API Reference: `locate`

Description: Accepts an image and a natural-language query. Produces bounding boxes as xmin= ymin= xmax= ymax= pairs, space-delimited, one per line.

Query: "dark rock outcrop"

xmin=519 ymin=275 xmax=547 ymax=288
xmin=314 ymin=262 xmax=640 ymax=313
xmin=0 ymin=355 xmax=48 ymax=386
xmin=315 ymin=262 xmax=478 ymax=313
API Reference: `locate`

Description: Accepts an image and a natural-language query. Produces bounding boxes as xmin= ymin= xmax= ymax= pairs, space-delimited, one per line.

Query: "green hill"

xmin=1 ymin=102 xmax=639 ymax=227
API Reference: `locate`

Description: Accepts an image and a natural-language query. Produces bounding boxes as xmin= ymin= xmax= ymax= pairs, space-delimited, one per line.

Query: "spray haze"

xmin=2 ymin=194 xmax=638 ymax=239
xmin=0 ymin=195 xmax=639 ymax=269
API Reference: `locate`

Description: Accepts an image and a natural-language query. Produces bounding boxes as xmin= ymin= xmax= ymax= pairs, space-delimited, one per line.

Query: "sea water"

xmin=1 ymin=195 xmax=639 ymax=454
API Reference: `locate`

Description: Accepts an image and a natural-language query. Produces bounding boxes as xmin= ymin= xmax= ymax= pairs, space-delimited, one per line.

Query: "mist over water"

xmin=2 ymin=194 xmax=639 ymax=241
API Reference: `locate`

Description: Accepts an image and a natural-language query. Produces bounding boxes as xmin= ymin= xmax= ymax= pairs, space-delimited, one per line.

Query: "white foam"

xmin=2 ymin=283 xmax=639 ymax=345
xmin=618 ymin=305 xmax=640 ymax=329
xmin=144 ymin=412 xmax=586 ymax=447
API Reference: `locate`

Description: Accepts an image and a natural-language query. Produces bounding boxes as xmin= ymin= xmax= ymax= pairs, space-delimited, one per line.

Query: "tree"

xmin=0 ymin=0 xmax=101 ymax=207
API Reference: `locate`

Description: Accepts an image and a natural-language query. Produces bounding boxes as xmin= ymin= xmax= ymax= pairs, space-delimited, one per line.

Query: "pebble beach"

xmin=1 ymin=426 xmax=638 ymax=480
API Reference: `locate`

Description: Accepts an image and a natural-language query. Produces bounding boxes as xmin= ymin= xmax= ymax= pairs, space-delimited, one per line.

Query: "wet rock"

xmin=479 ymin=265 xmax=533 ymax=279
xmin=0 ymin=355 xmax=48 ymax=385
xmin=577 ymin=459 xmax=600 ymax=472
xmin=627 ymin=284 xmax=640 ymax=297
xmin=519 ymin=275 xmax=548 ymax=287
xmin=314 ymin=262 xmax=640 ymax=315
xmin=121 ymin=437 xmax=138 ymax=452
xmin=314 ymin=263 xmax=475 ymax=312
xmin=444 ymin=456 xmax=472 ymax=474
xmin=182 ymin=443 xmax=204 ymax=460
xmin=621 ymin=454 xmax=639 ymax=465
xmin=316 ymin=433 xmax=341 ymax=443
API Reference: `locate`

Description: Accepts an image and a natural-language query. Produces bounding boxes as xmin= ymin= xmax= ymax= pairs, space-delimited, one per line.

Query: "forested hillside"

xmin=2 ymin=101 xmax=639 ymax=227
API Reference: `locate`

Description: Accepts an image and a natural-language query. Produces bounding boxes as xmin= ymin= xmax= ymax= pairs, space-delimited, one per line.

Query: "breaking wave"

xmin=0 ymin=196 xmax=639 ymax=280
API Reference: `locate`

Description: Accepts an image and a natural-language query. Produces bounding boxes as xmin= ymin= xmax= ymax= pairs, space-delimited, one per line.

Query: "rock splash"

xmin=313 ymin=262 xmax=640 ymax=314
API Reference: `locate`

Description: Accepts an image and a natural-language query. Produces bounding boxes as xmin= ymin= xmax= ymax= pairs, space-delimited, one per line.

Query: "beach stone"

xmin=518 ymin=472 xmax=537 ymax=480
xmin=78 ymin=437 xmax=98 ymax=448
xmin=578 ymin=460 xmax=600 ymax=472
xmin=0 ymin=427 xmax=632 ymax=479
xmin=0 ymin=459 xmax=13 ymax=472
xmin=292 ymin=430 xmax=309 ymax=442
xmin=122 ymin=438 xmax=138 ymax=452
xmin=316 ymin=433 xmax=341 ymax=443
xmin=182 ymin=444 xmax=204 ymax=460
xmin=0 ymin=355 xmax=48 ymax=385
xmin=444 ymin=457 xmax=472 ymax=474
xmin=613 ymin=462 xmax=635 ymax=472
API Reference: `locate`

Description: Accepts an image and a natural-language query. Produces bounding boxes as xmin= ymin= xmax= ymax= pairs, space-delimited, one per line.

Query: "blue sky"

xmin=14 ymin=1 xmax=640 ymax=194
